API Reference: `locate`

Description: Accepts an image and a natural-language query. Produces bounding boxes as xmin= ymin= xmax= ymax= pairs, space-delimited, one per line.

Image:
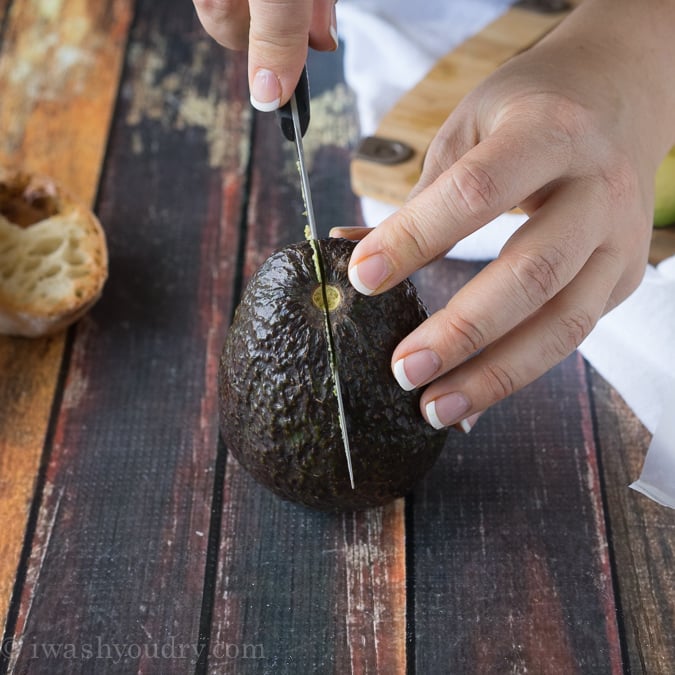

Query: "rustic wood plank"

xmin=212 ymin=473 xmax=407 ymax=674
xmin=207 ymin=49 xmax=407 ymax=674
xmin=408 ymin=257 xmax=623 ymax=674
xmin=589 ymin=367 xmax=675 ymax=675
xmin=650 ymin=226 xmax=675 ymax=264
xmin=5 ymin=2 xmax=248 ymax=672
xmin=0 ymin=0 xmax=133 ymax=639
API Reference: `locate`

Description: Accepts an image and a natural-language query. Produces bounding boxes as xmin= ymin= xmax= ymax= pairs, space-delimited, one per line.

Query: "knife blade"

xmin=277 ymin=67 xmax=355 ymax=489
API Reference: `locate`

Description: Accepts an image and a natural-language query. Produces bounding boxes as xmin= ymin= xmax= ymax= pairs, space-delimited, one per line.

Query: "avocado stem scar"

xmin=312 ymin=284 xmax=341 ymax=311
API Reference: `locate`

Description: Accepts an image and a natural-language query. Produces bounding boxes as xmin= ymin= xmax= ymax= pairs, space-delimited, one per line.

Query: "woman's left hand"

xmin=333 ymin=0 xmax=675 ymax=430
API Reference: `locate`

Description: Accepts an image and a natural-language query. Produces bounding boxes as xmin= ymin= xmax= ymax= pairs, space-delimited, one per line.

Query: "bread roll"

xmin=0 ymin=168 xmax=108 ymax=337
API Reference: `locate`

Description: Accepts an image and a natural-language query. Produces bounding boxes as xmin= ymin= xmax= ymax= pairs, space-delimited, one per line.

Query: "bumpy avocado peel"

xmin=218 ymin=238 xmax=447 ymax=511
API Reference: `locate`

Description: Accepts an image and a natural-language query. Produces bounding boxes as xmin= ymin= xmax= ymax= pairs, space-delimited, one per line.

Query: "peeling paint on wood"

xmin=6 ymin=483 xmax=64 ymax=673
xmin=123 ymin=32 xmax=250 ymax=169
xmin=4 ymin=3 xmax=249 ymax=672
xmin=342 ymin=501 xmax=407 ymax=674
xmin=0 ymin=0 xmax=135 ymax=639
xmin=0 ymin=0 xmax=134 ymax=201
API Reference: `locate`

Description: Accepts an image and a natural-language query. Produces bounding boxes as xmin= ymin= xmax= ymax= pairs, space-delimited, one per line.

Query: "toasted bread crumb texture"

xmin=0 ymin=169 xmax=108 ymax=337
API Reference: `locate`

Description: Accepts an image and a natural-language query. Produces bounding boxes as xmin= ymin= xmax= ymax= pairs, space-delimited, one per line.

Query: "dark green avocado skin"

xmin=218 ymin=237 xmax=447 ymax=511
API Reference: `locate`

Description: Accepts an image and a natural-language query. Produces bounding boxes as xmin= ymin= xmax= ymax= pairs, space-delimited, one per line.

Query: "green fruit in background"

xmin=654 ymin=146 xmax=675 ymax=228
xmin=218 ymin=237 xmax=447 ymax=512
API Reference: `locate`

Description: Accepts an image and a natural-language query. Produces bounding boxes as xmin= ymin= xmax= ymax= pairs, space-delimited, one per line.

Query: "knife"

xmin=277 ymin=66 xmax=356 ymax=489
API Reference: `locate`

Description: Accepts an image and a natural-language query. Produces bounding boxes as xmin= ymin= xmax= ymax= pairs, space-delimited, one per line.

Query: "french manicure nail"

xmin=250 ymin=69 xmax=281 ymax=112
xmin=348 ymin=254 xmax=390 ymax=295
xmin=425 ymin=392 xmax=470 ymax=430
xmin=454 ymin=411 xmax=483 ymax=434
xmin=329 ymin=4 xmax=339 ymax=50
xmin=393 ymin=350 xmax=441 ymax=391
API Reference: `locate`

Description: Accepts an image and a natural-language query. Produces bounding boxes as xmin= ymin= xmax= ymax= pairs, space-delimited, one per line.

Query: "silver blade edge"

xmin=290 ymin=93 xmax=355 ymax=490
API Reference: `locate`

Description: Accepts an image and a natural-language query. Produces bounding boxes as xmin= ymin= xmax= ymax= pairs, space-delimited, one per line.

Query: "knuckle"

xmin=386 ymin=213 xmax=434 ymax=266
xmin=446 ymin=160 xmax=499 ymax=219
xmin=546 ymin=95 xmax=592 ymax=148
xmin=478 ymin=360 xmax=517 ymax=402
xmin=422 ymin=130 xmax=465 ymax=177
xmin=249 ymin=2 xmax=309 ymax=50
xmin=249 ymin=31 xmax=299 ymax=52
xmin=195 ymin=0 xmax=241 ymax=21
xmin=597 ymin=245 xmax=646 ymax=308
xmin=516 ymin=92 xmax=592 ymax=158
xmin=547 ymin=97 xmax=643 ymax=213
xmin=615 ymin=259 xmax=646 ymax=298
xmin=505 ymin=247 xmax=564 ymax=309
xmin=548 ymin=308 xmax=596 ymax=359
xmin=194 ymin=0 xmax=248 ymax=48
xmin=441 ymin=311 xmax=485 ymax=357
xmin=599 ymin=154 xmax=640 ymax=208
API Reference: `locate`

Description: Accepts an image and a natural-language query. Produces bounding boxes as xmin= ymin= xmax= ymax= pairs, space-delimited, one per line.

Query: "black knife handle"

xmin=277 ymin=65 xmax=310 ymax=141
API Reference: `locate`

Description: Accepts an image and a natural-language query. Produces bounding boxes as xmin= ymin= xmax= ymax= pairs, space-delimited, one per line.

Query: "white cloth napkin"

xmin=337 ymin=0 xmax=675 ymax=506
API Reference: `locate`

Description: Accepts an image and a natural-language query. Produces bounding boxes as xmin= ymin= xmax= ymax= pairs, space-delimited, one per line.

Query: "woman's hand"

xmin=334 ymin=0 xmax=675 ymax=430
xmin=192 ymin=0 xmax=337 ymax=110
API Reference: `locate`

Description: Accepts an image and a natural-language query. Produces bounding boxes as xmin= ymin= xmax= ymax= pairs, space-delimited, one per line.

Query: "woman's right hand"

xmin=193 ymin=0 xmax=338 ymax=110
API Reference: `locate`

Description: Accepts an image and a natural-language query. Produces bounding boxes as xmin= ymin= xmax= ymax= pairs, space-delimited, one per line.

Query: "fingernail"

xmin=250 ymin=69 xmax=281 ymax=112
xmin=348 ymin=255 xmax=390 ymax=295
xmin=425 ymin=393 xmax=470 ymax=430
xmin=329 ymin=4 xmax=339 ymax=50
xmin=393 ymin=350 xmax=441 ymax=391
xmin=454 ymin=411 xmax=483 ymax=434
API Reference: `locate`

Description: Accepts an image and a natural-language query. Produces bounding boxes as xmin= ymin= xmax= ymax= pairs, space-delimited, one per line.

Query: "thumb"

xmin=248 ymin=0 xmax=337 ymax=111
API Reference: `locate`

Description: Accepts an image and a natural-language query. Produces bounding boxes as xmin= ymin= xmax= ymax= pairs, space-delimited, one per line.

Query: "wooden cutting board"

xmin=349 ymin=0 xmax=675 ymax=264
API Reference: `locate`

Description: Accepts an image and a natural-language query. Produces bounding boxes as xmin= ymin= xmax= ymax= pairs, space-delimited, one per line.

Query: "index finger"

xmin=347 ymin=124 xmax=573 ymax=296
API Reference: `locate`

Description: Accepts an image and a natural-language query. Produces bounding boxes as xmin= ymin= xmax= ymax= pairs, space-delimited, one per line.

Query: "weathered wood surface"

xmin=0 ymin=0 xmax=134 ymax=640
xmin=0 ymin=1 xmax=673 ymax=674
xmin=2 ymin=1 xmax=242 ymax=672
xmin=410 ymin=259 xmax=624 ymax=674
xmin=589 ymin=369 xmax=675 ymax=675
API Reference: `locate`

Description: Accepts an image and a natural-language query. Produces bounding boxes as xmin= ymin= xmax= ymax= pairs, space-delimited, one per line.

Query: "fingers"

xmin=386 ymin=169 xmax=645 ymax=430
xmin=347 ymin=121 xmax=572 ymax=296
xmin=329 ymin=226 xmax=371 ymax=241
xmin=194 ymin=0 xmax=338 ymax=111
xmin=309 ymin=0 xmax=338 ymax=51
xmin=420 ymin=248 xmax=623 ymax=429
xmin=246 ymin=0 xmax=312 ymax=111
xmin=247 ymin=0 xmax=337 ymax=110
xmin=193 ymin=0 xmax=251 ymax=51
xmin=391 ymin=182 xmax=601 ymax=384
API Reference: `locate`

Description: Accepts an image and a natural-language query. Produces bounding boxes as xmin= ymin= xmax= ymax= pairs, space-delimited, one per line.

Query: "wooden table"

xmin=0 ymin=2 xmax=673 ymax=673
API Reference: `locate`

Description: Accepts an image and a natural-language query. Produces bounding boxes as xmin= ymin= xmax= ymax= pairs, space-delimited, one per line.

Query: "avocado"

xmin=654 ymin=146 xmax=675 ymax=227
xmin=218 ymin=237 xmax=447 ymax=511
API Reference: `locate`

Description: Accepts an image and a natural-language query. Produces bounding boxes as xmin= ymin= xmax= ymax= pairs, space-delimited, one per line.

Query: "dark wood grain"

xmin=589 ymin=367 xmax=675 ymax=675
xmin=1 ymin=2 xmax=673 ymax=673
xmin=4 ymin=2 xmax=247 ymax=672
xmin=409 ymin=258 xmax=623 ymax=674
xmin=0 ymin=0 xmax=134 ymax=638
